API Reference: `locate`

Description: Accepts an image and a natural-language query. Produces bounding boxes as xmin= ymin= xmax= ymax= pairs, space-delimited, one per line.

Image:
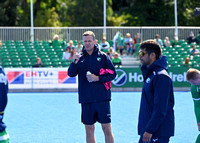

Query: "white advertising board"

xmin=4 ymin=68 xmax=78 ymax=89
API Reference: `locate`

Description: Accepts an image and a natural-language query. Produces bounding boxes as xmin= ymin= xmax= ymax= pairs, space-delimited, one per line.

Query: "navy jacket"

xmin=68 ymin=45 xmax=116 ymax=103
xmin=138 ymin=56 xmax=175 ymax=138
xmin=0 ymin=67 xmax=8 ymax=131
xmin=0 ymin=67 xmax=8 ymax=113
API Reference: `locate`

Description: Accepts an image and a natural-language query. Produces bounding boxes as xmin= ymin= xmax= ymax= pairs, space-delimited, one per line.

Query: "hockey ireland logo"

xmin=112 ymin=69 xmax=127 ymax=86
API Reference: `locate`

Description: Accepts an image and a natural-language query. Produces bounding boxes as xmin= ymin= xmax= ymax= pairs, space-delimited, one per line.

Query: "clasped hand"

xmin=86 ymin=74 xmax=99 ymax=82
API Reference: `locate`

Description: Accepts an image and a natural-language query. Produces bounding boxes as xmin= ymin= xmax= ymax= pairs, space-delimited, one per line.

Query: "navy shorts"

xmin=81 ymin=101 xmax=111 ymax=125
xmin=139 ymin=136 xmax=170 ymax=143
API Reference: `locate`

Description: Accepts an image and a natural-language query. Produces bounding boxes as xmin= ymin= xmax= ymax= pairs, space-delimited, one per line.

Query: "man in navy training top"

xmin=0 ymin=66 xmax=10 ymax=142
xmin=138 ymin=40 xmax=175 ymax=143
xmin=68 ymin=31 xmax=116 ymax=143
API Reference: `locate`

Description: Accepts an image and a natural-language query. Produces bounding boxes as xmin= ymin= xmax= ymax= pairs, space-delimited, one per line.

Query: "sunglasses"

xmin=139 ymin=50 xmax=147 ymax=57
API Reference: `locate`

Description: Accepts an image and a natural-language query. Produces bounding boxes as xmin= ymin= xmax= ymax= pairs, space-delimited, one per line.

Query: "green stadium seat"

xmin=46 ymin=48 xmax=55 ymax=53
xmin=36 ymin=48 xmax=45 ymax=52
xmin=1 ymin=54 xmax=10 ymax=60
xmin=52 ymin=61 xmax=62 ymax=67
xmin=30 ymin=59 xmax=37 ymax=65
xmin=18 ymin=51 xmax=28 ymax=57
xmin=176 ymin=57 xmax=184 ymax=63
xmin=7 ymin=46 xmax=16 ymax=51
xmin=26 ymin=48 xmax=36 ymax=53
xmin=174 ymin=45 xmax=181 ymax=48
xmin=180 ymin=51 xmax=189 ymax=56
xmin=9 ymin=52 xmax=19 ymax=57
xmin=42 ymin=58 xmax=51 ymax=62
xmin=6 ymin=43 xmax=15 ymax=47
xmin=193 ymin=64 xmax=200 ymax=68
xmin=44 ymin=45 xmax=53 ymax=50
xmin=191 ymin=60 xmax=197 ymax=65
xmin=15 ymin=40 xmax=23 ymax=45
xmin=11 ymin=58 xmax=21 ymax=62
xmin=34 ymin=41 xmax=42 ymax=45
xmin=0 ymin=51 xmax=9 ymax=56
xmin=2 ymin=58 xmax=11 ymax=63
xmin=171 ymin=51 xmax=179 ymax=55
xmin=16 ymin=45 xmax=26 ymax=49
xmin=22 ymin=62 xmax=32 ymax=67
xmin=40 ymin=54 xmax=49 ymax=59
xmin=24 ymin=41 xmax=32 ymax=46
xmin=29 ymin=55 xmax=38 ymax=60
xmin=34 ymin=45 xmax=43 ymax=50
xmin=169 ymin=60 xmax=178 ymax=66
xmin=1 ymin=40 xmax=5 ymax=44
xmin=193 ymin=55 xmax=200 ymax=60
xmin=54 ymin=48 xmax=64 ymax=53
xmin=183 ymin=45 xmax=191 ymax=50
xmin=28 ymin=50 xmax=37 ymax=55
xmin=53 ymin=46 xmax=62 ymax=49
xmin=176 ymin=48 xmax=185 ymax=53
xmin=168 ymin=57 xmax=175 ymax=62
xmin=179 ymin=40 xmax=186 ymax=44
xmin=43 ymin=61 xmax=52 ymax=67
xmin=166 ymin=54 xmax=172 ymax=59
xmin=43 ymin=41 xmax=50 ymax=46
xmin=21 ymin=58 xmax=31 ymax=62
xmin=51 ymin=58 xmax=60 ymax=62
xmin=48 ymin=51 xmax=57 ymax=55
xmin=174 ymin=64 xmax=181 ymax=67
xmin=12 ymin=62 xmax=22 ymax=67
xmin=61 ymin=60 xmax=71 ymax=67
xmin=6 ymin=40 xmax=14 ymax=44
xmin=163 ymin=50 xmax=170 ymax=55
xmin=10 ymin=54 xmax=20 ymax=59
xmin=38 ymin=52 xmax=48 ymax=57
xmin=0 ymin=46 xmax=8 ymax=52
xmin=2 ymin=62 xmax=12 ymax=68
xmin=25 ymin=45 xmax=35 ymax=51
xmin=18 ymin=51 xmax=28 ymax=55
xmin=49 ymin=54 xmax=58 ymax=59
xmin=57 ymin=52 xmax=63 ymax=58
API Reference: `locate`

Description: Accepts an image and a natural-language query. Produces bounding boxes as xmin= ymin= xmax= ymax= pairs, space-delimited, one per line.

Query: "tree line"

xmin=0 ymin=0 xmax=200 ymax=27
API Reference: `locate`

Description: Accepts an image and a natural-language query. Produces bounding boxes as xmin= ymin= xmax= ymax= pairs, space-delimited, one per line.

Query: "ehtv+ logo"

xmin=25 ymin=71 xmax=54 ymax=77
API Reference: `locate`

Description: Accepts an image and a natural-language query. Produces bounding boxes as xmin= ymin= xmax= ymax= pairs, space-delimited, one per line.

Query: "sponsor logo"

xmin=112 ymin=69 xmax=127 ymax=86
xmin=80 ymin=59 xmax=85 ymax=62
xmin=169 ymin=72 xmax=187 ymax=82
xmin=97 ymin=57 xmax=101 ymax=61
xmin=58 ymin=71 xmax=76 ymax=84
xmin=152 ymin=138 xmax=158 ymax=142
xmin=146 ymin=77 xmax=150 ymax=83
xmin=7 ymin=71 xmax=24 ymax=84
xmin=25 ymin=71 xmax=53 ymax=77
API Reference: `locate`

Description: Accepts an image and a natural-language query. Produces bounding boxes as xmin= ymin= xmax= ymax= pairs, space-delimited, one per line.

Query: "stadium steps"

xmin=121 ymin=55 xmax=140 ymax=68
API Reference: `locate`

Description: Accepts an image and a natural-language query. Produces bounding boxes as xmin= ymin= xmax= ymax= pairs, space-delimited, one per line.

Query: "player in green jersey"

xmin=186 ymin=68 xmax=200 ymax=143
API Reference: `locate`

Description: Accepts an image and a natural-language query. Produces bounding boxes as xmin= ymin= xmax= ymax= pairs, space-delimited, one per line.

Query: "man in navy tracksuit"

xmin=68 ymin=31 xmax=116 ymax=143
xmin=0 ymin=67 xmax=10 ymax=142
xmin=138 ymin=40 xmax=175 ymax=143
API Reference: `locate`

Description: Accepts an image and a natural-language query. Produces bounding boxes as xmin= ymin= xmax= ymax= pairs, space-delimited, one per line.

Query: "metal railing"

xmin=0 ymin=26 xmax=200 ymax=42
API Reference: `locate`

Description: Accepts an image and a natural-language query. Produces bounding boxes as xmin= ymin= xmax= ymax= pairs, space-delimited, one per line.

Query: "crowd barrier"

xmin=1 ymin=26 xmax=200 ymax=42
xmin=4 ymin=67 xmax=194 ymax=92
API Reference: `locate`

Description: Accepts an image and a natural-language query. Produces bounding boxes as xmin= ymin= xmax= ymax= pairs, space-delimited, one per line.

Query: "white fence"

xmin=0 ymin=26 xmax=200 ymax=42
